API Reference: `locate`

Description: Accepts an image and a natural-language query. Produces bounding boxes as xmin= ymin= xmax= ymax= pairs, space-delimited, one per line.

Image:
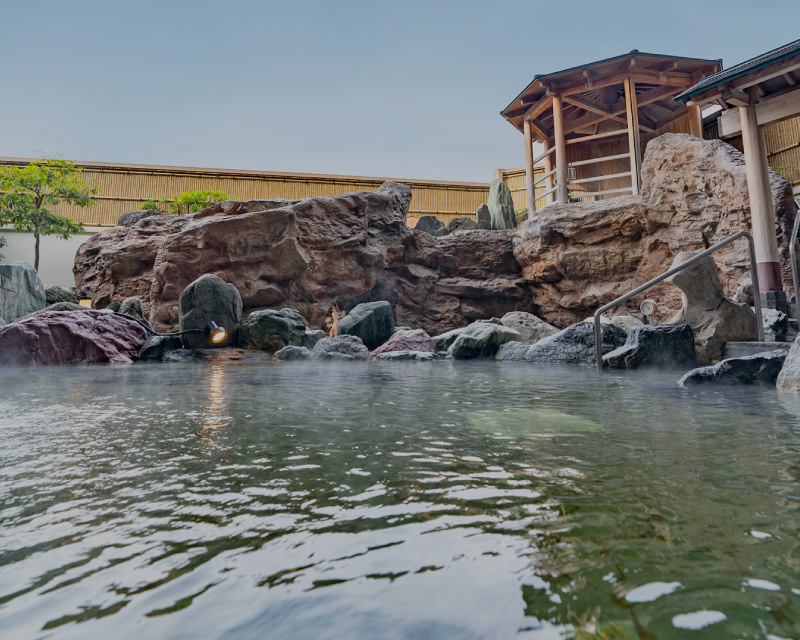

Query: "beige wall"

xmin=1 ymin=228 xmax=100 ymax=289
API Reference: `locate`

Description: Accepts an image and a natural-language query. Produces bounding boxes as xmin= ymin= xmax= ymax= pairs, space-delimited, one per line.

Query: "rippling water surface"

xmin=2 ymin=360 xmax=800 ymax=639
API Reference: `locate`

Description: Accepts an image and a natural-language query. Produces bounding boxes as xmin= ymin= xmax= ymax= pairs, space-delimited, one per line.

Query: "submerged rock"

xmin=497 ymin=322 xmax=626 ymax=364
xmin=372 ymin=350 xmax=437 ymax=361
xmin=372 ymin=328 xmax=435 ymax=355
xmin=238 ymin=308 xmax=306 ymax=352
xmin=337 ymin=301 xmax=394 ymax=350
xmin=273 ymin=345 xmax=312 ymax=360
xmin=0 ymin=310 xmax=147 ymax=365
xmin=777 ymin=337 xmax=800 ymax=390
xmin=312 ymin=335 xmax=369 ymax=360
xmin=680 ymin=351 xmax=787 ymax=386
xmin=603 ymin=324 xmax=696 ymax=369
xmin=448 ymin=321 xmax=521 ymax=359
xmin=500 ymin=311 xmax=558 ymax=344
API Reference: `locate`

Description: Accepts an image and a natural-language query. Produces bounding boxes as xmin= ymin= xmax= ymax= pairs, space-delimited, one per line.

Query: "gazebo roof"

xmin=501 ymin=50 xmax=721 ymax=138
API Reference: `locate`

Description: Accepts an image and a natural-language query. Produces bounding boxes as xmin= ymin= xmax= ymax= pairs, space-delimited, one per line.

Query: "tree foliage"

xmin=141 ymin=189 xmax=229 ymax=216
xmin=0 ymin=159 xmax=97 ymax=271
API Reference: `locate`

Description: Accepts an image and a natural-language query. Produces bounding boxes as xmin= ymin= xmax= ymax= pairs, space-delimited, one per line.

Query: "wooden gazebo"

xmin=676 ymin=38 xmax=800 ymax=304
xmin=502 ymin=51 xmax=721 ymax=215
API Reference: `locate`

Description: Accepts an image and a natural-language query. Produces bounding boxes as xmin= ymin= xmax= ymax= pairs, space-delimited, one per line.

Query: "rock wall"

xmin=74 ymin=134 xmax=796 ymax=333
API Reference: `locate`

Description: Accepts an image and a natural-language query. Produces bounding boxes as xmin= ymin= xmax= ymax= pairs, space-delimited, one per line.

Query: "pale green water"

xmin=2 ymin=360 xmax=800 ymax=639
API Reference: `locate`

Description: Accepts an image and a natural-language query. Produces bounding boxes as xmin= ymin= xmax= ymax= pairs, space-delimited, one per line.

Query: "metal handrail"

xmin=790 ymin=199 xmax=800 ymax=322
xmin=593 ymin=230 xmax=764 ymax=373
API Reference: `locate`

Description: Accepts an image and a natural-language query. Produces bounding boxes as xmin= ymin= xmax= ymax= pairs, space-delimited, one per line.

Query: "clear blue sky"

xmin=1 ymin=0 xmax=797 ymax=182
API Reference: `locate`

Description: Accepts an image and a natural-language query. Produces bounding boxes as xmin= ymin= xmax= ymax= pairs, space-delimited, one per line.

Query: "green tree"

xmin=0 ymin=159 xmax=97 ymax=271
xmin=141 ymin=189 xmax=229 ymax=216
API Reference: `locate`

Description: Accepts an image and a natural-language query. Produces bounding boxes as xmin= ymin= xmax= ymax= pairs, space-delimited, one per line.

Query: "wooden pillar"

xmin=624 ymin=77 xmax=642 ymax=195
xmin=524 ymin=120 xmax=535 ymax=218
xmin=552 ymin=94 xmax=568 ymax=204
xmin=688 ymin=105 xmax=703 ymax=138
xmin=544 ymin=139 xmax=555 ymax=204
xmin=740 ymin=103 xmax=783 ymax=291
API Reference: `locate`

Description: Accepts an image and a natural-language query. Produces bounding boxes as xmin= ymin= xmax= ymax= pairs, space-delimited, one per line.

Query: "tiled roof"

xmin=676 ymin=38 xmax=800 ymax=101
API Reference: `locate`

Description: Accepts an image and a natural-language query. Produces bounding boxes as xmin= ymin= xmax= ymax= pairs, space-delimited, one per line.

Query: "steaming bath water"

xmin=2 ymin=360 xmax=800 ymax=639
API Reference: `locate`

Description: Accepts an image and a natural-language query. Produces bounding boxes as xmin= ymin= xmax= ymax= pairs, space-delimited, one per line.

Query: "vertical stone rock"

xmin=475 ymin=204 xmax=491 ymax=230
xmin=487 ymin=180 xmax=516 ymax=230
xmin=0 ymin=262 xmax=46 ymax=322
xmin=178 ymin=274 xmax=241 ymax=348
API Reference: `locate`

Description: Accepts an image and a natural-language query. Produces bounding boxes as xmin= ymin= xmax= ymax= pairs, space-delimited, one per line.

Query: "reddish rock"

xmin=371 ymin=329 xmax=436 ymax=355
xmin=0 ymin=310 xmax=148 ymax=366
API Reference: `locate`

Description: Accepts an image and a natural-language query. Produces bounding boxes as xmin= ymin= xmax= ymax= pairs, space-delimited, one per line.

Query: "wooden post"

xmin=524 ymin=120 xmax=535 ymax=218
xmin=624 ymin=77 xmax=642 ymax=195
xmin=544 ymin=139 xmax=555 ymax=204
xmin=740 ymin=103 xmax=783 ymax=291
xmin=688 ymin=104 xmax=703 ymax=138
xmin=552 ymin=94 xmax=568 ymax=204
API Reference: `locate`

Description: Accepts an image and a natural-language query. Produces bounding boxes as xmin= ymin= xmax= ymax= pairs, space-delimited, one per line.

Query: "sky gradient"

xmin=2 ymin=0 xmax=798 ymax=182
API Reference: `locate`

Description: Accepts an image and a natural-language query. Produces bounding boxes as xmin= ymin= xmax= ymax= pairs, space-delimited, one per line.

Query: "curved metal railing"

xmin=790 ymin=199 xmax=800 ymax=322
xmin=593 ymin=230 xmax=764 ymax=373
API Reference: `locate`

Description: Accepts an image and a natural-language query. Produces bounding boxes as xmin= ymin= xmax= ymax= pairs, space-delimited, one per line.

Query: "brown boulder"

xmin=0 ymin=310 xmax=148 ymax=365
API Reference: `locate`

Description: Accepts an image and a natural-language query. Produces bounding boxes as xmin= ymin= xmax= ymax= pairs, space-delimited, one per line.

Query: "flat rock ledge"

xmin=680 ymin=350 xmax=787 ymax=387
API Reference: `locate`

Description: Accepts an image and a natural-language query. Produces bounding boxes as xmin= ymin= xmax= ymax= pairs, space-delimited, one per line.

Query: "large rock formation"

xmin=74 ymin=135 xmax=795 ymax=336
xmin=75 ymin=182 xmax=530 ymax=336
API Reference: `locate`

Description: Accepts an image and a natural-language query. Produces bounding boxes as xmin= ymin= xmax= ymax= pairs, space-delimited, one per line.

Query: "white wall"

xmin=1 ymin=227 xmax=101 ymax=289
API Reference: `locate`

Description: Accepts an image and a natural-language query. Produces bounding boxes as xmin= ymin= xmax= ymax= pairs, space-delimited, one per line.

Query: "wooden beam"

xmin=624 ymin=77 xmax=642 ymax=196
xmin=784 ymin=72 xmax=797 ymax=86
xmin=688 ymin=105 xmax=703 ymax=137
xmin=543 ymin=138 xmax=555 ymax=204
xmin=563 ymin=94 xmax=628 ymax=128
xmin=629 ymin=70 xmax=693 ymax=87
xmin=527 ymin=119 xmax=549 ymax=143
xmin=552 ymin=94 xmax=568 ymax=204
xmin=718 ymin=89 xmax=800 ymax=136
xmin=524 ymin=95 xmax=553 ymax=122
xmin=524 ymin=120 xmax=535 ymax=217
xmin=722 ymin=86 xmax=751 ymax=107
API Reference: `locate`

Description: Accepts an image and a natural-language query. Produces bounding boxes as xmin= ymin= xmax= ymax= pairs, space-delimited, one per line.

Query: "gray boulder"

xmin=118 ymin=210 xmax=161 ymax=226
xmin=733 ymin=283 xmax=754 ymax=306
xmin=448 ymin=321 xmax=521 ymax=359
xmin=0 ymin=262 xmax=46 ymax=322
xmin=238 ymin=308 xmax=306 ymax=352
xmin=178 ymin=274 xmax=241 ymax=348
xmin=139 ymin=335 xmax=183 ymax=361
xmin=337 ymin=301 xmax=394 ymax=350
xmin=665 ymin=252 xmax=756 ymax=363
xmin=45 ymin=285 xmax=79 ymax=305
xmin=681 ymin=350 xmax=787 ymax=386
xmin=777 ymin=337 xmax=800 ymax=390
xmin=497 ymin=322 xmax=626 ymax=364
xmin=487 ymin=179 xmax=516 ymax=230
xmin=500 ymin=311 xmax=558 ymax=344
xmin=313 ymin=335 xmax=369 ymax=360
xmin=447 ymin=217 xmax=477 ymax=233
xmin=372 ymin=328 xmax=435 ymax=355
xmin=432 ymin=327 xmax=466 ymax=352
xmin=302 ymin=329 xmax=326 ymax=349
xmin=118 ymin=297 xmax=151 ymax=329
xmin=415 ymin=215 xmax=447 ymax=237
xmin=762 ymin=308 xmax=788 ymax=343
xmin=475 ymin=204 xmax=491 ymax=230
xmin=603 ymin=324 xmax=696 ymax=369
xmin=273 ymin=345 xmax=312 ymax=361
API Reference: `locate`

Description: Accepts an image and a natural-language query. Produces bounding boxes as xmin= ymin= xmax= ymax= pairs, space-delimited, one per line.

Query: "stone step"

xmin=722 ymin=341 xmax=792 ymax=359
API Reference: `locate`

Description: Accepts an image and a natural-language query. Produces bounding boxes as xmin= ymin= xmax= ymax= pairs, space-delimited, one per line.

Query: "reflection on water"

xmin=1 ymin=361 xmax=800 ymax=639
